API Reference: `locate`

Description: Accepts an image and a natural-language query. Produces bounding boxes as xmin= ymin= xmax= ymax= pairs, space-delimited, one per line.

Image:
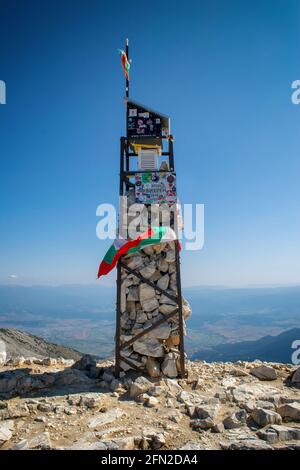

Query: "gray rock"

xmin=139 ymin=283 xmax=156 ymax=302
xmin=79 ymin=394 xmax=102 ymax=409
xmin=180 ymin=442 xmax=206 ymax=450
xmin=146 ymin=357 xmax=161 ymax=378
xmin=258 ymin=424 xmax=300 ymax=442
xmin=27 ymin=432 xmax=52 ymax=450
xmin=250 ymin=365 xmax=277 ymax=381
xmin=141 ymin=298 xmax=159 ymax=312
xmin=157 ymin=274 xmax=170 ymax=290
xmin=231 ymin=383 xmax=282 ymax=406
xmin=146 ymin=396 xmax=159 ymax=408
xmin=11 ymin=439 xmax=29 ymax=450
xmin=0 ymin=340 xmax=6 ymax=365
xmin=182 ymin=298 xmax=192 ymax=319
xmin=165 ymin=249 xmax=176 ymax=263
xmin=142 ymin=428 xmax=166 ymax=449
xmin=277 ymin=402 xmax=300 ymax=422
xmin=130 ymin=376 xmax=152 ymax=398
xmin=140 ymin=264 xmax=156 ymax=279
xmin=127 ymin=286 xmax=139 ymax=301
xmin=133 ymin=338 xmax=164 ymax=357
xmin=251 ymin=408 xmax=282 ymax=427
xmin=148 ymin=385 xmax=164 ymax=397
xmin=147 ymin=323 xmax=172 ymax=339
xmin=212 ymin=422 xmax=225 ymax=433
xmin=88 ymin=408 xmax=126 ymax=429
xmin=125 ymin=254 xmax=144 ymax=270
xmin=221 ymin=439 xmax=273 ymax=450
xmin=257 ymin=427 xmax=279 ymax=443
xmin=42 ymin=357 xmax=57 ymax=366
xmin=161 ymin=354 xmax=178 ymax=378
xmin=0 ymin=422 xmax=12 ymax=446
xmin=72 ymin=354 xmax=99 ymax=372
xmin=136 ymin=311 xmax=148 ymax=323
xmin=157 ymin=258 xmax=169 ymax=273
xmin=290 ymin=367 xmax=300 ymax=387
xmin=37 ymin=403 xmax=53 ymax=413
xmin=195 ymin=403 xmax=220 ymax=420
xmin=223 ymin=410 xmax=247 ymax=429
xmin=159 ymin=304 xmax=177 ymax=314
xmin=191 ymin=417 xmax=215 ymax=430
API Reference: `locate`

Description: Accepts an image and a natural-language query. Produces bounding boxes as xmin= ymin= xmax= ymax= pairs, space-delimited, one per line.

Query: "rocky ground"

xmin=0 ymin=355 xmax=300 ymax=451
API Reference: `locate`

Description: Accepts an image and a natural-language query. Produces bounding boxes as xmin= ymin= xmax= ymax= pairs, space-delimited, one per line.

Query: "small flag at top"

xmin=118 ymin=48 xmax=130 ymax=81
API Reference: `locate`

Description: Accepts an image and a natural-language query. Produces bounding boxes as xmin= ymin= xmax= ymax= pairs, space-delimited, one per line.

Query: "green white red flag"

xmin=97 ymin=226 xmax=178 ymax=278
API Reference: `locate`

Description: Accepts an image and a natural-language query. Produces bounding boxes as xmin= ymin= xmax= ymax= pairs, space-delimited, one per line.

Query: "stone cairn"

xmin=119 ymin=203 xmax=192 ymax=378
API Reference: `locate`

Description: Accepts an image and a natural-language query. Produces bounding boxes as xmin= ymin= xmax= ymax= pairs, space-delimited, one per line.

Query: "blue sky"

xmin=0 ymin=0 xmax=299 ymax=287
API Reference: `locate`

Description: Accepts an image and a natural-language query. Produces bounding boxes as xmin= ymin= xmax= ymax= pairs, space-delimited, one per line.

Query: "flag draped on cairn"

xmin=97 ymin=226 xmax=178 ymax=278
xmin=101 ymin=195 xmax=192 ymax=377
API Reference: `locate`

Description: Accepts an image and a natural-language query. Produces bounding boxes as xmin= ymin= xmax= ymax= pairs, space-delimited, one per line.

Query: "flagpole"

xmin=125 ymin=38 xmax=129 ymax=98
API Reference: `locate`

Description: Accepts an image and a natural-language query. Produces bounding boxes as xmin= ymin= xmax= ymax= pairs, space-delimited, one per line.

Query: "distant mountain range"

xmin=192 ymin=328 xmax=300 ymax=363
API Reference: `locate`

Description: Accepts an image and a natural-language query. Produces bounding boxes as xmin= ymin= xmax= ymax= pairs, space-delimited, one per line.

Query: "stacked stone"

xmin=119 ymin=240 xmax=192 ymax=378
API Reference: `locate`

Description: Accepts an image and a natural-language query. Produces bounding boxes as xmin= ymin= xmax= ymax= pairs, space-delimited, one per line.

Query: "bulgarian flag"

xmin=118 ymin=48 xmax=130 ymax=81
xmin=97 ymin=226 xmax=178 ymax=278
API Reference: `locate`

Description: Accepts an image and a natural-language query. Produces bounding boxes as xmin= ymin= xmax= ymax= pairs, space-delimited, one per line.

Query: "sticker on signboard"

xmin=129 ymin=108 xmax=137 ymax=117
xmin=134 ymin=172 xmax=177 ymax=204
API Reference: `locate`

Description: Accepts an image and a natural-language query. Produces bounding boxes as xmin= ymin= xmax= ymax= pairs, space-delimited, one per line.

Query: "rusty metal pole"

xmin=175 ymin=240 xmax=186 ymax=378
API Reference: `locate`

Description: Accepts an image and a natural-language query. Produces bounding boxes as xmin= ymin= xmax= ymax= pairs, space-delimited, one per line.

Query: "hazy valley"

xmin=0 ymin=285 xmax=299 ymax=363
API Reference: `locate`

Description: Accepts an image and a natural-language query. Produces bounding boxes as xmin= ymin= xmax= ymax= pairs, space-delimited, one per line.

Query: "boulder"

xmin=0 ymin=422 xmax=12 ymax=446
xmin=88 ymin=408 xmax=126 ymax=429
xmin=140 ymin=264 xmax=156 ymax=279
xmin=277 ymin=402 xmax=300 ymax=422
xmin=182 ymin=298 xmax=192 ymax=319
xmin=147 ymin=323 xmax=171 ymax=340
xmin=159 ymin=304 xmax=177 ymax=314
xmin=251 ymin=408 xmax=282 ymax=427
xmin=139 ymin=284 xmax=156 ymax=302
xmin=72 ymin=354 xmax=98 ymax=371
xmin=125 ymin=254 xmax=144 ymax=270
xmin=133 ymin=338 xmax=164 ymax=358
xmin=142 ymin=428 xmax=166 ymax=449
xmin=0 ymin=340 xmax=7 ymax=366
xmin=146 ymin=357 xmax=161 ymax=378
xmin=191 ymin=417 xmax=215 ymax=430
xmin=258 ymin=424 xmax=300 ymax=442
xmin=157 ymin=258 xmax=169 ymax=273
xmin=157 ymin=274 xmax=170 ymax=290
xmin=127 ymin=287 xmax=139 ymax=301
xmin=146 ymin=396 xmax=159 ymax=408
xmin=195 ymin=403 xmax=220 ymax=421
xmin=221 ymin=439 xmax=273 ymax=450
xmin=27 ymin=432 xmax=52 ymax=450
xmin=250 ymin=365 xmax=277 ymax=381
xmin=223 ymin=410 xmax=247 ymax=429
xmin=161 ymin=354 xmax=178 ymax=378
xmin=42 ymin=357 xmax=57 ymax=366
xmin=130 ymin=376 xmax=152 ymax=398
xmin=10 ymin=439 xmax=29 ymax=450
xmin=141 ymin=298 xmax=159 ymax=312
xmin=290 ymin=367 xmax=300 ymax=388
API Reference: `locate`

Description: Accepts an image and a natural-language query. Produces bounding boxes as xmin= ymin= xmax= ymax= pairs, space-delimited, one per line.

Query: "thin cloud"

xmin=8 ymin=274 xmax=18 ymax=279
